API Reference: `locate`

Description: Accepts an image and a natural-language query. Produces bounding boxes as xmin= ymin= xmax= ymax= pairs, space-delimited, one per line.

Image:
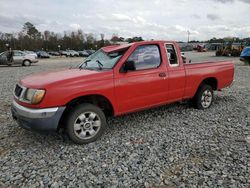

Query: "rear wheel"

xmin=66 ymin=103 xmax=107 ymax=144
xmin=23 ymin=60 xmax=31 ymax=66
xmin=193 ymin=85 xmax=214 ymax=109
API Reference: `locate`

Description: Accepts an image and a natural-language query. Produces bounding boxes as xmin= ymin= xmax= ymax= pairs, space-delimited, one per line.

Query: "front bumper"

xmin=32 ymin=59 xmax=39 ymax=63
xmin=11 ymin=100 xmax=65 ymax=132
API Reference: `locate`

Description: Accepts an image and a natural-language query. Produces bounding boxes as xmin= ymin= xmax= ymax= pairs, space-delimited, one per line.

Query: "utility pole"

xmin=100 ymin=33 xmax=105 ymax=47
xmin=187 ymin=30 xmax=190 ymax=43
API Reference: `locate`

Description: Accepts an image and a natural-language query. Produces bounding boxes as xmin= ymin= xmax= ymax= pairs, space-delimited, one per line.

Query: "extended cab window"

xmin=165 ymin=44 xmax=178 ymax=66
xmin=127 ymin=45 xmax=161 ymax=71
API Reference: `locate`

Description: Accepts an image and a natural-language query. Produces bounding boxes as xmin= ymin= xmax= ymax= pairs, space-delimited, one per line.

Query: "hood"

xmin=20 ymin=68 xmax=112 ymax=88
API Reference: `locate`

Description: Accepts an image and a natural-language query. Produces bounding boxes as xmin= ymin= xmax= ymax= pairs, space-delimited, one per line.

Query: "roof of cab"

xmin=101 ymin=43 xmax=133 ymax=53
xmin=101 ymin=41 xmax=177 ymax=53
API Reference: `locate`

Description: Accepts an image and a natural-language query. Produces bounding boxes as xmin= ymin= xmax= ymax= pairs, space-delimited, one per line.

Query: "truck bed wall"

xmin=184 ymin=61 xmax=234 ymax=98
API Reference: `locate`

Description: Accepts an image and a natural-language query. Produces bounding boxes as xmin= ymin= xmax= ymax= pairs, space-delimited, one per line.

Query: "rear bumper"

xmin=11 ymin=100 xmax=65 ymax=132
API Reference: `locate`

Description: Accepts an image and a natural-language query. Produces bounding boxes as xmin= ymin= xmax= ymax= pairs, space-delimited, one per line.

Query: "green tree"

xmin=22 ymin=22 xmax=40 ymax=39
xmin=126 ymin=36 xmax=144 ymax=43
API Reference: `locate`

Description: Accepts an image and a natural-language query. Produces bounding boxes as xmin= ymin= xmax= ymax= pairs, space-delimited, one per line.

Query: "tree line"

xmin=188 ymin=37 xmax=250 ymax=45
xmin=0 ymin=22 xmax=249 ymax=52
xmin=0 ymin=22 xmax=144 ymax=52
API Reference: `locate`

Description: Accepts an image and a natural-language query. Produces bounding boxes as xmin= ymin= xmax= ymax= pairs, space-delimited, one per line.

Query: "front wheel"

xmin=193 ymin=85 xmax=214 ymax=109
xmin=66 ymin=103 xmax=107 ymax=144
xmin=23 ymin=60 xmax=31 ymax=66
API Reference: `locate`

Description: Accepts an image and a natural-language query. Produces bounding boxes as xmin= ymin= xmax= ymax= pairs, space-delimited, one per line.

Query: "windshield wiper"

xmin=96 ymin=60 xmax=103 ymax=70
xmin=79 ymin=59 xmax=91 ymax=70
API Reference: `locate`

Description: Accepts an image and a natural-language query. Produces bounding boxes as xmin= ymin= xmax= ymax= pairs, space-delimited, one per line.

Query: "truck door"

xmin=165 ymin=43 xmax=186 ymax=101
xmin=114 ymin=44 xmax=168 ymax=114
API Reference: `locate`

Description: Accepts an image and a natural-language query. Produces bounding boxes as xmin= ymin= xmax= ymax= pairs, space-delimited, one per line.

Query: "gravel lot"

xmin=0 ymin=53 xmax=249 ymax=187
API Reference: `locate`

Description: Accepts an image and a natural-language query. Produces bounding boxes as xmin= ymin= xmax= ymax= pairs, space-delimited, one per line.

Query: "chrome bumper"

xmin=11 ymin=101 xmax=66 ymax=132
xmin=12 ymin=100 xmax=58 ymax=119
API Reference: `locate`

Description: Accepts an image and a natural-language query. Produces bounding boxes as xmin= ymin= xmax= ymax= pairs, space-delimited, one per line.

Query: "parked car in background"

xmin=48 ymin=51 xmax=60 ymax=56
xmin=59 ymin=50 xmax=69 ymax=57
xmin=86 ymin=50 xmax=95 ymax=55
xmin=178 ymin=43 xmax=193 ymax=52
xmin=240 ymin=46 xmax=250 ymax=65
xmin=23 ymin=51 xmax=38 ymax=58
xmin=78 ymin=50 xmax=90 ymax=57
xmin=0 ymin=50 xmax=38 ymax=66
xmin=36 ymin=51 xmax=50 ymax=58
xmin=66 ymin=50 xmax=79 ymax=57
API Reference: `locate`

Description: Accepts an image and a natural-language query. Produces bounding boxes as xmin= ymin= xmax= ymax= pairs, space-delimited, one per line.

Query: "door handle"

xmin=159 ymin=72 xmax=166 ymax=77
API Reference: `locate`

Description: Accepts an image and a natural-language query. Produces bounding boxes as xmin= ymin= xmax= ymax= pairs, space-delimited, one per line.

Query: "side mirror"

xmin=120 ymin=60 xmax=136 ymax=73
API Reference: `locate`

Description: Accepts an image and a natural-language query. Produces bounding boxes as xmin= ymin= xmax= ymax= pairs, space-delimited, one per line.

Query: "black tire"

xmin=193 ymin=84 xmax=214 ymax=109
xmin=23 ymin=60 xmax=31 ymax=66
xmin=66 ymin=103 xmax=107 ymax=144
xmin=215 ymin=51 xmax=220 ymax=56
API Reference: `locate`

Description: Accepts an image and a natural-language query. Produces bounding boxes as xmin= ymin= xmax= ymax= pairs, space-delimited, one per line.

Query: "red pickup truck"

xmin=12 ymin=41 xmax=234 ymax=144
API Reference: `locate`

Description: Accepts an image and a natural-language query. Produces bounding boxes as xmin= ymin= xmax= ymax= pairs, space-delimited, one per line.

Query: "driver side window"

xmin=127 ymin=45 xmax=161 ymax=71
xmin=14 ymin=51 xmax=23 ymax=56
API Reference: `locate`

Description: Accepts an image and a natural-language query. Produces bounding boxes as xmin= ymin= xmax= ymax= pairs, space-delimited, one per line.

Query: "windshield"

xmin=79 ymin=49 xmax=126 ymax=70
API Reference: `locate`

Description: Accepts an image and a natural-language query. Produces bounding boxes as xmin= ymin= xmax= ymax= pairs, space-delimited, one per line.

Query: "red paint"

xmin=16 ymin=41 xmax=234 ymax=115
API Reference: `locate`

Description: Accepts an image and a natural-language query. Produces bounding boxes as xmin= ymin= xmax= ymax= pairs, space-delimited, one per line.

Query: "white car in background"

xmin=23 ymin=50 xmax=38 ymax=58
xmin=66 ymin=50 xmax=79 ymax=57
xmin=0 ymin=50 xmax=38 ymax=66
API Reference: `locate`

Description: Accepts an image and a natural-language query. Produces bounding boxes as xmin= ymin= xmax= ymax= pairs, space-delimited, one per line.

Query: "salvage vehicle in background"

xmin=0 ymin=50 xmax=38 ymax=66
xmin=216 ymin=43 xmax=243 ymax=57
xmin=78 ymin=50 xmax=90 ymax=57
xmin=66 ymin=50 xmax=79 ymax=57
xmin=86 ymin=49 xmax=95 ymax=55
xmin=197 ymin=45 xmax=207 ymax=52
xmin=48 ymin=51 xmax=60 ymax=56
xmin=23 ymin=50 xmax=38 ymax=58
xmin=240 ymin=46 xmax=250 ymax=65
xmin=59 ymin=50 xmax=69 ymax=57
xmin=11 ymin=41 xmax=234 ymax=144
xmin=36 ymin=51 xmax=50 ymax=58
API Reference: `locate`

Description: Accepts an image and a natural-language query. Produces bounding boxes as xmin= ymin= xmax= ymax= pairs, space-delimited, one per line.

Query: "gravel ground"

xmin=0 ymin=54 xmax=249 ymax=187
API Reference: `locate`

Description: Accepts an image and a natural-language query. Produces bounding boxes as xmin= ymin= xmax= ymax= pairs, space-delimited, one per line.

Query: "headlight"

xmin=24 ymin=89 xmax=46 ymax=104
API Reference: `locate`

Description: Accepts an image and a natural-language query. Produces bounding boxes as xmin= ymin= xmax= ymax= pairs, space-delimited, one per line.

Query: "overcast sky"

xmin=0 ymin=0 xmax=249 ymax=41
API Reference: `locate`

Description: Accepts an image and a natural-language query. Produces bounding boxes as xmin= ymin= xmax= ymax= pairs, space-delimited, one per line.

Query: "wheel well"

xmin=200 ymin=77 xmax=218 ymax=90
xmin=58 ymin=95 xmax=114 ymax=130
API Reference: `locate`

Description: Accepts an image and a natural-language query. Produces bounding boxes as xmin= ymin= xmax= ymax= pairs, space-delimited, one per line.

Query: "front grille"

xmin=14 ymin=84 xmax=23 ymax=98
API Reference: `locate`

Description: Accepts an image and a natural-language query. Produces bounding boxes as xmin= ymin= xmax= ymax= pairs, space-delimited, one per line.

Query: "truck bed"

xmin=183 ymin=60 xmax=234 ymax=98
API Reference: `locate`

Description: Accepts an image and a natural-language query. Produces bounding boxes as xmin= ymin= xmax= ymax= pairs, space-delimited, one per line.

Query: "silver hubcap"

xmin=201 ymin=90 xmax=212 ymax=108
xmin=74 ymin=112 xmax=101 ymax=140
